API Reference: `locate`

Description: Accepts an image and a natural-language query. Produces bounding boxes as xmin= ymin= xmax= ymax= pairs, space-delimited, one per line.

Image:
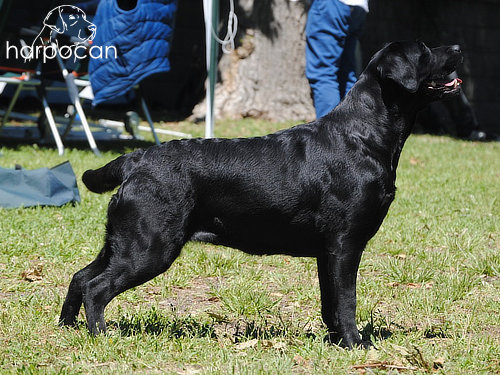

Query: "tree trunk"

xmin=192 ymin=0 xmax=315 ymax=122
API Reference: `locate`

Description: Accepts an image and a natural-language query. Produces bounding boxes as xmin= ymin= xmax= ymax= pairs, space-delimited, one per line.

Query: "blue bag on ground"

xmin=0 ymin=162 xmax=81 ymax=208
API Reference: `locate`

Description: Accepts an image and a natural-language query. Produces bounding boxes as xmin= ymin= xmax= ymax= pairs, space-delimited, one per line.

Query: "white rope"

xmin=212 ymin=0 xmax=238 ymax=54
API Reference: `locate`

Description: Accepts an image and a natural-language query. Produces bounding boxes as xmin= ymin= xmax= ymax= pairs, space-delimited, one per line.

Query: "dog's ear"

xmin=43 ymin=7 xmax=66 ymax=34
xmin=377 ymin=48 xmax=423 ymax=93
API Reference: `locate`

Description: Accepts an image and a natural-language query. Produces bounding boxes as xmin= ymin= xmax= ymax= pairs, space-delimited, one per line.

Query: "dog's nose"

xmin=87 ymin=24 xmax=96 ymax=38
xmin=448 ymin=45 xmax=461 ymax=54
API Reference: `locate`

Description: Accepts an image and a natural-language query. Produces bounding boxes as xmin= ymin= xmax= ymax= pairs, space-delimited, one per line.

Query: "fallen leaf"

xmin=261 ymin=340 xmax=274 ymax=349
xmin=21 ymin=264 xmax=43 ymax=282
xmin=176 ymin=364 xmax=203 ymax=375
xmin=433 ymin=357 xmax=445 ymax=369
xmin=207 ymin=312 xmax=228 ymax=322
xmin=293 ymin=354 xmax=309 ymax=367
xmin=387 ymin=282 xmax=433 ymax=289
xmin=407 ymin=283 xmax=421 ymax=289
xmin=235 ymin=338 xmax=258 ymax=350
xmin=146 ymin=286 xmax=162 ymax=296
xmin=423 ymin=282 xmax=434 ymax=289
xmin=272 ymin=340 xmax=287 ymax=350
xmin=407 ymin=282 xmax=434 ymax=289
xmin=352 ymin=362 xmax=417 ymax=372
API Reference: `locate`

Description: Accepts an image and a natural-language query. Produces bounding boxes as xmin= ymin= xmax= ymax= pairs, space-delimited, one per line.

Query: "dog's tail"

xmin=82 ymin=150 xmax=144 ymax=193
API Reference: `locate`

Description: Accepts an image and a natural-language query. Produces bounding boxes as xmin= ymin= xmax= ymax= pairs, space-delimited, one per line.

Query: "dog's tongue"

xmin=445 ymin=78 xmax=462 ymax=87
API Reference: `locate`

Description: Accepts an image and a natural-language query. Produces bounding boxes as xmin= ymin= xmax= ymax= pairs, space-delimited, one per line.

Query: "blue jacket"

xmin=89 ymin=0 xmax=177 ymax=105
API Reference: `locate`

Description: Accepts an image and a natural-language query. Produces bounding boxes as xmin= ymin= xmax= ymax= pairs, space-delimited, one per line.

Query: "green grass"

xmin=0 ymin=119 xmax=499 ymax=374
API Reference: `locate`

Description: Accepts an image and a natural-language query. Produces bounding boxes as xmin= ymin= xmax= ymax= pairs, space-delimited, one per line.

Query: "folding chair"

xmin=49 ymin=38 xmax=101 ymax=156
xmin=0 ymin=66 xmax=65 ymax=155
xmin=1 ymin=1 xmax=190 ymax=156
xmin=0 ymin=0 xmax=64 ymax=154
xmin=44 ymin=33 xmax=191 ymax=154
xmin=1 ymin=23 xmax=131 ymax=156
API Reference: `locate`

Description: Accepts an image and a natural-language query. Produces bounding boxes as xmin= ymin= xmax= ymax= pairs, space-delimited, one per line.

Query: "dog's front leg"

xmin=316 ymin=248 xmax=371 ymax=349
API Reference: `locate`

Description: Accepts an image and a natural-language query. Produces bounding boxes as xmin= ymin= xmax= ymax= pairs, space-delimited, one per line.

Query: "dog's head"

xmin=373 ymin=41 xmax=463 ymax=100
xmin=43 ymin=5 xmax=96 ymax=44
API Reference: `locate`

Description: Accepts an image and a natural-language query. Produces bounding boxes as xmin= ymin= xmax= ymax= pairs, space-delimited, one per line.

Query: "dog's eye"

xmin=69 ymin=15 xmax=76 ymax=20
xmin=417 ymin=41 xmax=429 ymax=52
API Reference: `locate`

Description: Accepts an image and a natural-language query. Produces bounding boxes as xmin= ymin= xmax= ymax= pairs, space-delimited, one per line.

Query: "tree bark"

xmin=192 ymin=0 xmax=315 ymax=122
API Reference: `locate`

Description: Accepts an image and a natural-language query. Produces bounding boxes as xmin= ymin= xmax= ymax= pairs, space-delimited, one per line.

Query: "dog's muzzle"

xmin=426 ymin=77 xmax=462 ymax=91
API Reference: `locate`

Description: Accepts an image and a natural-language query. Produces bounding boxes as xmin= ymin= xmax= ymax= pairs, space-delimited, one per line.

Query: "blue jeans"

xmin=306 ymin=0 xmax=367 ymax=118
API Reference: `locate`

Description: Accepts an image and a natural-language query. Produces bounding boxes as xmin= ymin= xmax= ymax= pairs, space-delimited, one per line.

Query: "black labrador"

xmin=60 ymin=41 xmax=463 ymax=348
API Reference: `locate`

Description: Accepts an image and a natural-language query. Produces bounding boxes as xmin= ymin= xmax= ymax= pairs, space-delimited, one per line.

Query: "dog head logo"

xmin=24 ymin=5 xmax=96 ymax=61
xmin=43 ymin=5 xmax=96 ymax=44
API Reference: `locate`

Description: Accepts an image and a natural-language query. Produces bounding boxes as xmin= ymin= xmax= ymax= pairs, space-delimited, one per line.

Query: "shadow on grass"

xmin=108 ymin=309 xmax=217 ymax=338
xmin=231 ymin=319 xmax=317 ymax=343
xmin=75 ymin=308 xmax=404 ymax=345
xmin=359 ymin=320 xmax=393 ymax=343
xmin=74 ymin=310 xmax=408 ymax=348
xmin=101 ymin=308 xmax=318 ymax=342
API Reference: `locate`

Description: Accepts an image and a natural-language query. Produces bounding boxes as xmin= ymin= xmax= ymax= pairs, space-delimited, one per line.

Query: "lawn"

xmin=0 ymin=119 xmax=499 ymax=374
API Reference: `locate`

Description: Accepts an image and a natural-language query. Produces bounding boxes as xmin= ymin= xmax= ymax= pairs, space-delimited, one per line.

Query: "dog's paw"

xmin=324 ymin=332 xmax=373 ymax=350
xmin=353 ymin=340 xmax=374 ymax=350
xmin=59 ymin=316 xmax=77 ymax=328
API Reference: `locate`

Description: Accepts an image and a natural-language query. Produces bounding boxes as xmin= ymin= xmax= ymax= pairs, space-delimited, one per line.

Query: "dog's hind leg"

xmin=82 ymin=230 xmax=184 ymax=335
xmin=82 ymin=186 xmax=190 ymax=334
xmin=59 ymin=250 xmax=109 ymax=327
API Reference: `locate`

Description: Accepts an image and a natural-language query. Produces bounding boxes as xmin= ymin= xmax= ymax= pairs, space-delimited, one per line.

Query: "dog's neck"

xmin=325 ymin=72 xmax=421 ymax=176
xmin=37 ymin=26 xmax=55 ymax=43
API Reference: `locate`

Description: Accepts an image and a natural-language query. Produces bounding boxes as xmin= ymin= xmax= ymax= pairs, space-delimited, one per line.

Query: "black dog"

xmin=60 ymin=41 xmax=463 ymax=348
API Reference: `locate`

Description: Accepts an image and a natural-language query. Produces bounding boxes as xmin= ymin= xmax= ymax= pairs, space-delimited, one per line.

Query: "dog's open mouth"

xmin=426 ymin=77 xmax=462 ymax=92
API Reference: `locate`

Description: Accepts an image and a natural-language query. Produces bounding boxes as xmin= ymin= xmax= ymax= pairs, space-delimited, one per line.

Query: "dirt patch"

xmin=147 ymin=277 xmax=224 ymax=315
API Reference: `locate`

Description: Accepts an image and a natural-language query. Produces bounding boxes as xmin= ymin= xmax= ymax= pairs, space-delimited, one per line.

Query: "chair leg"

xmin=61 ymin=106 xmax=78 ymax=140
xmin=138 ymin=89 xmax=191 ymax=141
xmin=1 ymin=83 xmax=23 ymax=129
xmin=53 ymin=44 xmax=101 ymax=156
xmin=140 ymin=95 xmax=161 ymax=145
xmin=40 ymin=94 xmax=65 ymax=156
xmin=74 ymin=99 xmax=101 ymax=157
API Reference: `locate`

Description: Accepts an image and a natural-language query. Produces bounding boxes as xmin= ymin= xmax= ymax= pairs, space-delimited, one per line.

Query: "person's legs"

xmin=306 ymin=0 xmax=351 ymax=118
xmin=338 ymin=6 xmax=367 ymax=98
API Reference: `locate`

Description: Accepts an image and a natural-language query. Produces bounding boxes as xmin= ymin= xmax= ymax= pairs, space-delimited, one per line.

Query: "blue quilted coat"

xmin=88 ymin=0 xmax=177 ymax=105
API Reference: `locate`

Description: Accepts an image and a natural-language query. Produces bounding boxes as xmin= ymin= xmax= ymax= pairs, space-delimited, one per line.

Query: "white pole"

xmin=203 ymin=0 xmax=217 ymax=138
